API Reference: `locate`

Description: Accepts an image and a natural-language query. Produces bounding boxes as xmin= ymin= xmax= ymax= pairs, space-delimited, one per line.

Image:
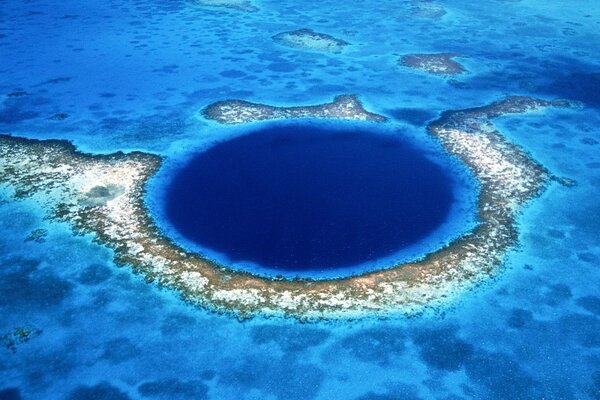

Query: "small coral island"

xmin=272 ymin=29 xmax=349 ymax=53
xmin=0 ymin=96 xmax=572 ymax=319
xmin=400 ymin=53 xmax=466 ymax=76
xmin=204 ymin=95 xmax=385 ymax=124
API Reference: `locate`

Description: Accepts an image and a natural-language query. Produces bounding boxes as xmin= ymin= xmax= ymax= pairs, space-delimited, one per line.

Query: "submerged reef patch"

xmin=25 ymin=228 xmax=48 ymax=243
xmin=1 ymin=327 xmax=42 ymax=353
xmin=193 ymin=0 xmax=257 ymax=12
xmin=410 ymin=1 xmax=447 ymax=20
xmin=400 ymin=53 xmax=466 ymax=76
xmin=272 ymin=29 xmax=349 ymax=53
xmin=0 ymin=96 xmax=572 ymax=319
xmin=203 ymin=95 xmax=386 ymax=124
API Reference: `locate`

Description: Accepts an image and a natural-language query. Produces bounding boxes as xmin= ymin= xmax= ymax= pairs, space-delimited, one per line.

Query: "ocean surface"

xmin=1 ymin=0 xmax=599 ymax=399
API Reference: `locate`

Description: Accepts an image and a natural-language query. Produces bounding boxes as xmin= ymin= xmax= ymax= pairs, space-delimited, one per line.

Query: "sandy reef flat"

xmin=0 ymin=96 xmax=573 ymax=320
xmin=272 ymin=29 xmax=349 ymax=53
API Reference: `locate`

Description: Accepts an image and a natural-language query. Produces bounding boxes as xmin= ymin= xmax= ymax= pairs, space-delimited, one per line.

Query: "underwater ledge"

xmin=0 ymin=95 xmax=574 ymax=320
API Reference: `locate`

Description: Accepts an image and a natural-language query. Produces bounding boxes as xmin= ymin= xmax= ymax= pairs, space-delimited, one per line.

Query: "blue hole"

xmin=163 ymin=123 xmax=457 ymax=274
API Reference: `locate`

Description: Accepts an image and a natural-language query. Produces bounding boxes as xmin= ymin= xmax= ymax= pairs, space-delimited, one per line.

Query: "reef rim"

xmin=0 ymin=96 xmax=573 ymax=320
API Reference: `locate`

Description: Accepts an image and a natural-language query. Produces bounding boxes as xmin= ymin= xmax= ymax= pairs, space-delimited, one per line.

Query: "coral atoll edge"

xmin=0 ymin=95 xmax=574 ymax=320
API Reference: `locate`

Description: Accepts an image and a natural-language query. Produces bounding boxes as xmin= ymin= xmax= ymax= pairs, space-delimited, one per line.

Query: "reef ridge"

xmin=203 ymin=95 xmax=386 ymax=124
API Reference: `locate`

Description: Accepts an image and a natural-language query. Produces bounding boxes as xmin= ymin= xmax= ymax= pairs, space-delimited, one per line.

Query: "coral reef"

xmin=0 ymin=96 xmax=572 ymax=319
xmin=204 ymin=95 xmax=386 ymax=124
xmin=272 ymin=29 xmax=349 ymax=53
xmin=400 ymin=53 xmax=466 ymax=76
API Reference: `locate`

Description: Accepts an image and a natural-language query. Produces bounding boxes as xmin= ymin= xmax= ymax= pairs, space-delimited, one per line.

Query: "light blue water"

xmin=1 ymin=0 xmax=599 ymax=399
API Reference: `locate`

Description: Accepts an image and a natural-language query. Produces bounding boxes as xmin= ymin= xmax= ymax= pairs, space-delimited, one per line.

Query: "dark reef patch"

xmin=464 ymin=352 xmax=539 ymax=398
xmin=506 ymin=308 xmax=534 ymax=329
xmin=355 ymin=386 xmax=423 ymax=400
xmin=6 ymin=91 xmax=29 ymax=98
xmin=251 ymin=325 xmax=330 ymax=351
xmin=1 ymin=327 xmax=42 ymax=352
xmin=219 ymin=69 xmax=247 ymax=78
xmin=413 ymin=326 xmax=473 ymax=371
xmin=0 ymin=101 xmax=39 ymax=124
xmin=340 ymin=327 xmax=406 ymax=365
xmin=25 ymin=228 xmax=48 ymax=243
xmin=576 ymin=296 xmax=600 ymax=316
xmin=0 ymin=257 xmax=72 ymax=308
xmin=49 ymin=112 xmax=69 ymax=121
xmin=138 ymin=379 xmax=208 ymax=400
xmin=164 ymin=123 xmax=456 ymax=274
xmin=101 ymin=337 xmax=141 ymax=364
xmin=67 ymin=383 xmax=131 ymax=400
xmin=0 ymin=388 xmax=21 ymax=400
xmin=590 ymin=371 xmax=600 ymax=399
xmin=559 ymin=314 xmax=600 ymax=348
xmin=77 ymin=263 xmax=112 ymax=285
xmin=578 ymin=252 xmax=599 ymax=264
xmin=160 ymin=312 xmax=197 ymax=336
xmin=219 ymin=355 xmax=324 ymax=400
xmin=41 ymin=77 xmax=71 ymax=85
xmin=541 ymin=283 xmax=572 ymax=306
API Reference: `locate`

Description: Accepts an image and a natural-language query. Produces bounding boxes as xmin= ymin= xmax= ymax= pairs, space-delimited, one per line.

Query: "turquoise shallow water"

xmin=1 ymin=0 xmax=599 ymax=399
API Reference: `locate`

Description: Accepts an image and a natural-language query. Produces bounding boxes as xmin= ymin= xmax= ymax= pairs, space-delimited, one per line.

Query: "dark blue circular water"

xmin=164 ymin=124 xmax=455 ymax=273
